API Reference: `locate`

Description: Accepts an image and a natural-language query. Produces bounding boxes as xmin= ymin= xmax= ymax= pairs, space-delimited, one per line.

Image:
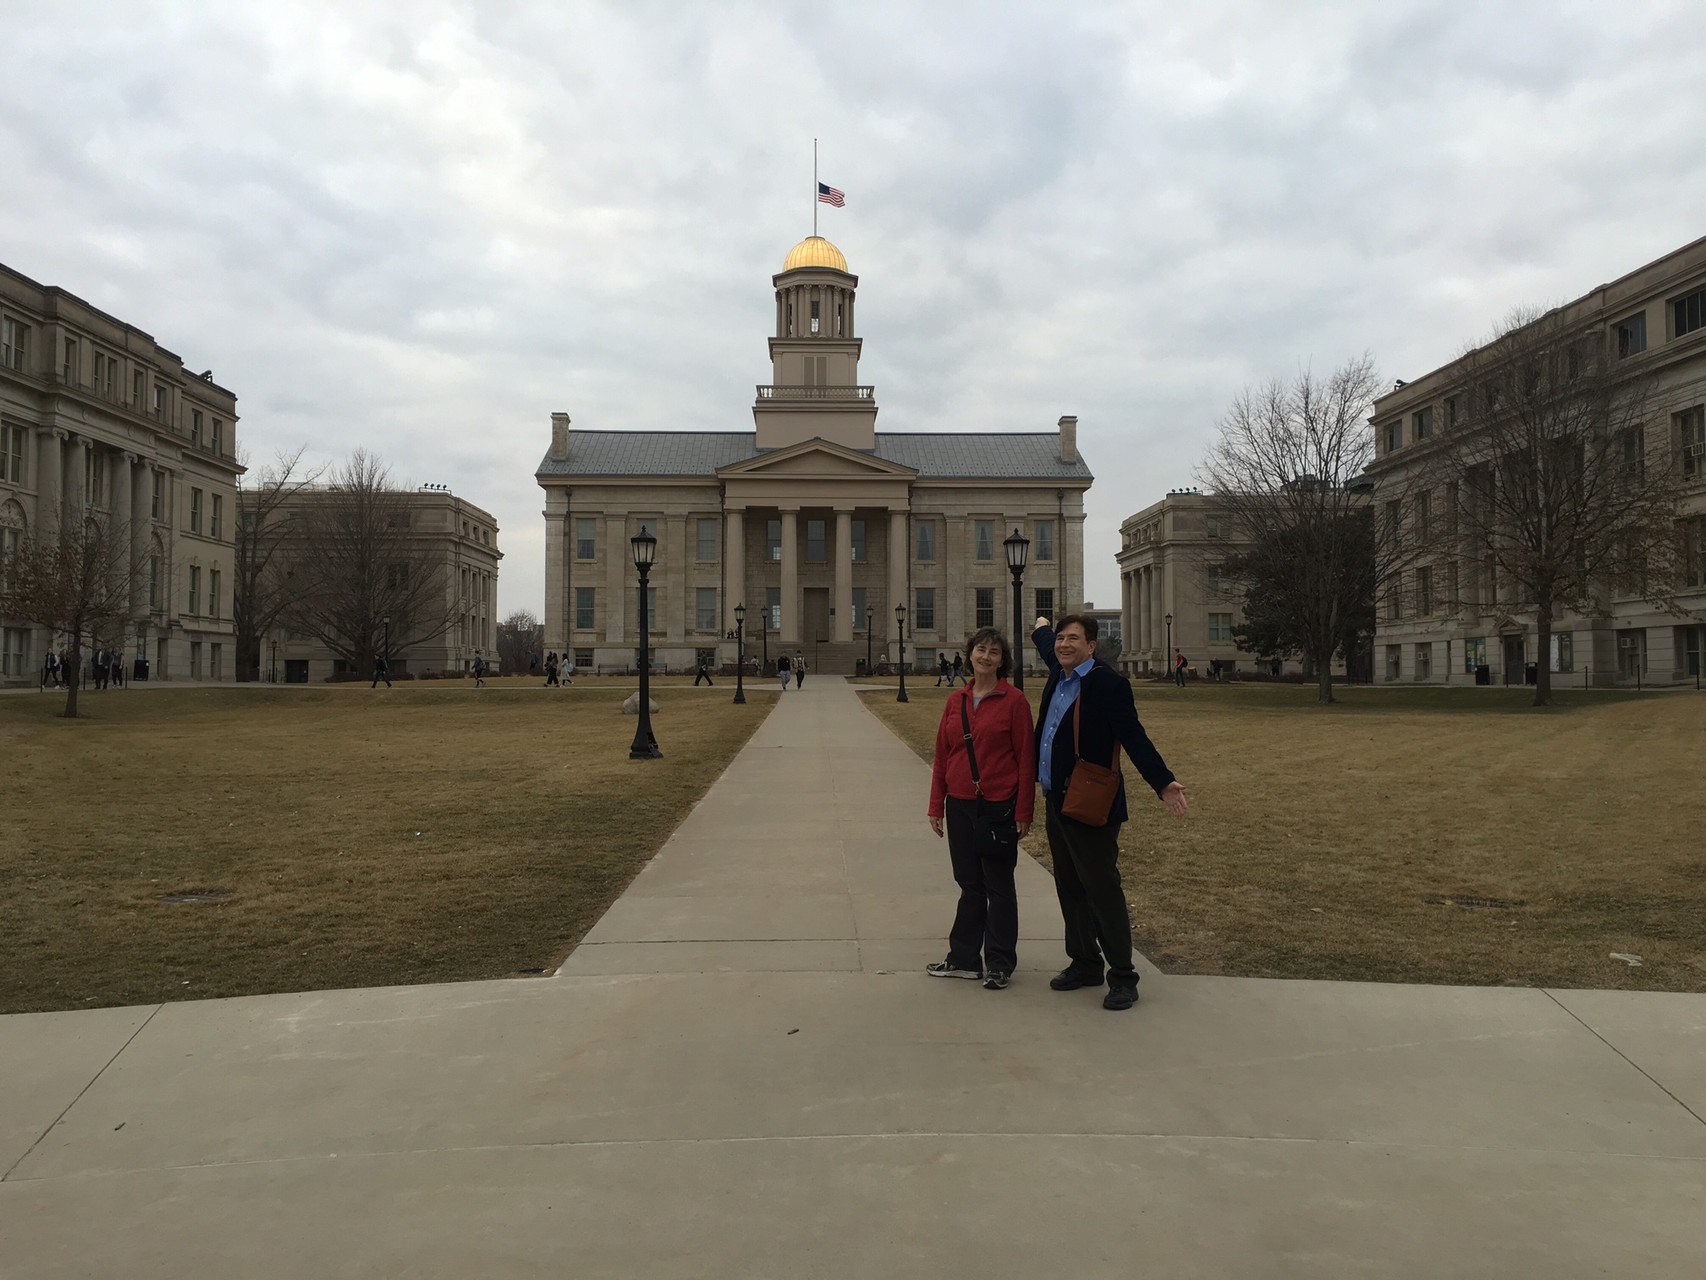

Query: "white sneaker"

xmin=925 ymin=961 xmax=982 ymax=980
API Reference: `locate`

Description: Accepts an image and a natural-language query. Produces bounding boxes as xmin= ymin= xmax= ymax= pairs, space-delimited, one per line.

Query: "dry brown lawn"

xmin=861 ymin=682 xmax=1706 ymax=992
xmin=1 ymin=681 xmax=775 ymax=1014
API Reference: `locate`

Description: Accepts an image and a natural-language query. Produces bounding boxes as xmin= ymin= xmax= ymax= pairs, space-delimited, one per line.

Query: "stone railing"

xmin=755 ymin=385 xmax=874 ymax=401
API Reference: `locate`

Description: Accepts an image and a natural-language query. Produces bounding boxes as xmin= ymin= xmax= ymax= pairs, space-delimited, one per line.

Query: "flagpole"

xmin=813 ymin=138 xmax=818 ymax=237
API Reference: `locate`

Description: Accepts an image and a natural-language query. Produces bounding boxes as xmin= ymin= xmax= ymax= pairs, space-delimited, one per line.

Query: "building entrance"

xmin=1503 ymin=635 xmax=1527 ymax=686
xmin=804 ymin=588 xmax=831 ymax=645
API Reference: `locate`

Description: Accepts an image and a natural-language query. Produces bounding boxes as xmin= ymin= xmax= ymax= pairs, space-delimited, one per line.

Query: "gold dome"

xmin=782 ymin=235 xmax=848 ymax=272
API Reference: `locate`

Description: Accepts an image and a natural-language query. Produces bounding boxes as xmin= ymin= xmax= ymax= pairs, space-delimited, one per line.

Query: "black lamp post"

xmin=760 ymin=603 xmax=769 ymax=675
xmin=629 ymin=528 xmax=661 ymax=759
xmin=1165 ymin=612 xmax=1174 ymax=680
xmin=269 ymin=638 xmax=277 ymax=684
xmin=865 ymin=603 xmax=873 ymax=675
xmin=895 ymin=603 xmax=909 ymax=703
xmin=733 ymin=602 xmax=747 ymax=705
xmin=382 ymin=614 xmax=391 ymax=672
xmin=1004 ymin=527 xmax=1030 ymax=690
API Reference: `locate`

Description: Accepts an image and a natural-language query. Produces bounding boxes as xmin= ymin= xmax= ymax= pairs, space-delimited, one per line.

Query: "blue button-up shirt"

xmin=1039 ymin=655 xmax=1098 ymax=795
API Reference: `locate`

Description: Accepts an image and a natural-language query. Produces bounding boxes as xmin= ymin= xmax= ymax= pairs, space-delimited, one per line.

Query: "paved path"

xmin=3 ymin=678 xmax=1704 ymax=1277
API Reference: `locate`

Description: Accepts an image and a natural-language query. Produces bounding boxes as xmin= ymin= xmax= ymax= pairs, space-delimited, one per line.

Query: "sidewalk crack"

xmin=1543 ymin=989 xmax=1706 ymax=1129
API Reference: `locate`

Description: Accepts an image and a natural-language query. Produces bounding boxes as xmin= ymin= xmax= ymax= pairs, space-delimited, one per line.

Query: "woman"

xmin=777 ymin=654 xmax=792 ymax=692
xmin=926 ymin=628 xmax=1036 ymax=990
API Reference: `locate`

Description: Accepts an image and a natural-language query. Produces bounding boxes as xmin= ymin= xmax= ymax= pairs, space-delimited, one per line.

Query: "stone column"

xmin=130 ymin=459 xmax=149 ymax=617
xmin=943 ymin=515 xmax=966 ymax=643
xmin=725 ymin=508 xmax=745 ymax=628
xmin=38 ymin=429 xmax=65 ymax=536
xmin=833 ymin=508 xmax=853 ymax=642
xmin=68 ymin=437 xmax=91 ymax=516
xmin=604 ymin=514 xmax=626 ymax=645
xmin=1121 ymin=570 xmax=1133 ymax=669
xmin=543 ymin=511 xmax=566 ymax=654
xmin=110 ymin=451 xmax=134 ymax=611
xmin=888 ymin=508 xmax=908 ymax=664
xmin=779 ymin=508 xmax=799 ymax=644
xmin=664 ymin=514 xmax=687 ymax=643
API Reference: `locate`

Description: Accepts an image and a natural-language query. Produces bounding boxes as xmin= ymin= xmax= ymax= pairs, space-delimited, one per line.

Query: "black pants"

xmin=1044 ymin=798 xmax=1136 ymax=988
xmin=694 ymin=670 xmax=713 ymax=685
xmin=943 ymin=796 xmax=1020 ymax=974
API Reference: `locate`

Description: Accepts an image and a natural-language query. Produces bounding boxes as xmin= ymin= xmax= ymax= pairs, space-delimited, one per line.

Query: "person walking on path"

xmin=926 ymin=628 xmax=1036 ymax=990
xmin=371 ymin=656 xmax=392 ymax=688
xmin=1173 ymin=649 xmax=1188 ymax=688
xmin=952 ymin=652 xmax=964 ymax=686
xmin=472 ymin=651 xmax=487 ymax=688
xmin=110 ymin=648 xmax=124 ymax=688
xmin=529 ymin=652 xmax=539 ymax=678
xmin=1033 ymin=614 xmax=1188 ymax=1012
xmin=936 ymin=654 xmax=952 ymax=687
xmin=544 ymin=652 xmax=559 ymax=687
xmin=794 ymin=655 xmax=806 ymax=688
xmin=777 ymin=655 xmax=792 ymax=692
xmin=694 ymin=659 xmax=715 ymax=686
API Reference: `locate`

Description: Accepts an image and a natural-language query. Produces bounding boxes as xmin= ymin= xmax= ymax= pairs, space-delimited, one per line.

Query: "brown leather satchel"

xmin=1060 ymin=696 xmax=1120 ymax=827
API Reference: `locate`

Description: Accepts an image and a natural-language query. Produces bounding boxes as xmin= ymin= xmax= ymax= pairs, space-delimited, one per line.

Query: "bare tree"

xmin=1197 ymin=355 xmax=1399 ymax=704
xmin=497 ymin=608 xmax=541 ymax=677
xmin=0 ymin=505 xmax=136 ymax=718
xmin=284 ymin=451 xmax=461 ymax=674
xmin=233 ymin=445 xmax=324 ymax=681
xmin=1416 ymin=306 xmax=1688 ymax=706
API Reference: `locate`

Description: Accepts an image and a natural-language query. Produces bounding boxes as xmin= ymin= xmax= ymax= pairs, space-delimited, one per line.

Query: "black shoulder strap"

xmin=958 ymin=692 xmax=982 ymax=797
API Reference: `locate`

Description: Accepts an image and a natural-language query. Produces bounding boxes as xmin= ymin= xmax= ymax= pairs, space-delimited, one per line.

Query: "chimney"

xmin=1058 ymin=415 xmax=1078 ymax=464
xmin=550 ymin=412 xmax=570 ymax=461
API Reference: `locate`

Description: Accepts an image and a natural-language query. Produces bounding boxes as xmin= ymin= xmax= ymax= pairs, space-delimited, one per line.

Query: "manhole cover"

xmin=1423 ymin=894 xmax=1525 ymax=911
xmin=160 ymin=891 xmax=233 ymax=905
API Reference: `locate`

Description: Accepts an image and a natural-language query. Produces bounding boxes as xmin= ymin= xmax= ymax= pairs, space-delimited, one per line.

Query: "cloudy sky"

xmin=4 ymin=0 xmax=1704 ymax=613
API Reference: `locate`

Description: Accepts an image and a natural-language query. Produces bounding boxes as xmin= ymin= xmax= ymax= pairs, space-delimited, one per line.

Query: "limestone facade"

xmin=536 ymin=236 xmax=1093 ymax=674
xmin=1 ymin=262 xmax=240 ymax=685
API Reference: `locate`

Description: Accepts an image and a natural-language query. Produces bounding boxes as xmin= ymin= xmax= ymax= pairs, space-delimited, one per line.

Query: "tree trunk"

xmin=1532 ymin=603 xmax=1553 ymax=708
xmin=62 ymin=637 xmax=82 ymax=719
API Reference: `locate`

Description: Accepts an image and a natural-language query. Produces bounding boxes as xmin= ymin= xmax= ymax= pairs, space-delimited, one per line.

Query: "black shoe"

xmin=982 ymin=971 xmax=1010 ymax=990
xmin=1049 ymin=967 xmax=1104 ymax=991
xmin=1102 ymin=985 xmax=1138 ymax=1011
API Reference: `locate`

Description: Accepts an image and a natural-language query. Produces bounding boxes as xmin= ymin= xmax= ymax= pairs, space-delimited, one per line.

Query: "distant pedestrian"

xmin=371 ymin=656 xmax=392 ymax=688
xmin=794 ymin=656 xmax=806 ymax=688
xmin=694 ymin=660 xmax=715 ymax=686
xmin=952 ymin=652 xmax=964 ymax=686
xmin=937 ymin=654 xmax=951 ymax=687
xmin=777 ymin=655 xmax=792 ymax=692
xmin=529 ymin=652 xmax=539 ymax=676
xmin=544 ymin=651 xmax=559 ymax=687
xmin=111 ymin=649 xmax=125 ymax=688
xmin=472 ymin=650 xmax=487 ymax=687
xmin=1173 ymin=649 xmax=1188 ymax=688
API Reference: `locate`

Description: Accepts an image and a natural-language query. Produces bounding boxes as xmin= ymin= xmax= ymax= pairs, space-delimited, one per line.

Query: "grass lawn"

xmin=862 ymin=682 xmax=1706 ymax=992
xmin=1 ymin=681 xmax=775 ymax=1014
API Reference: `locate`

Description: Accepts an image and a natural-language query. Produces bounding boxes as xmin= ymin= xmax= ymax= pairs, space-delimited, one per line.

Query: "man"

xmin=1173 ymin=649 xmax=1188 ymax=688
xmin=694 ymin=659 xmax=714 ymax=687
xmin=1033 ymin=614 xmax=1188 ymax=1011
xmin=794 ymin=655 xmax=806 ymax=688
xmin=371 ymin=655 xmax=392 ymax=688
xmin=472 ymin=650 xmax=487 ymax=688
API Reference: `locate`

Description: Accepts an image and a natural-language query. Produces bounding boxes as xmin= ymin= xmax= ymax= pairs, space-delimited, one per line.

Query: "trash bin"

xmin=1475 ymin=664 xmax=1490 ymax=686
xmin=1525 ymin=662 xmax=1538 ymax=686
xmin=134 ymin=658 xmax=149 ymax=682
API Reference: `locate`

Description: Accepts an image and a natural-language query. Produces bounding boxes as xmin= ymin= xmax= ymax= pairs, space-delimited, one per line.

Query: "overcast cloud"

xmin=4 ymin=0 xmax=1704 ymax=613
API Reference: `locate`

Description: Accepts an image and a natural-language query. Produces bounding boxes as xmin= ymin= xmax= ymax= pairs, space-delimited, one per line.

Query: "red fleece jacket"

xmin=928 ymin=682 xmax=1037 ymax=823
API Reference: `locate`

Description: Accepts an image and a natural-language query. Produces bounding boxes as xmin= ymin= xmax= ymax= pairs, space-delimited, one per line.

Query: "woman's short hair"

xmin=963 ymin=627 xmax=1012 ymax=679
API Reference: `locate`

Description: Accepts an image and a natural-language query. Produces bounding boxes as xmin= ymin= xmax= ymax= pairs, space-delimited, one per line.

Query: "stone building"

xmin=1 ymin=262 xmax=239 ymax=685
xmin=1366 ymin=236 xmax=1706 ymax=686
xmin=536 ymin=235 xmax=1093 ymax=674
xmin=262 ymin=486 xmax=501 ymax=682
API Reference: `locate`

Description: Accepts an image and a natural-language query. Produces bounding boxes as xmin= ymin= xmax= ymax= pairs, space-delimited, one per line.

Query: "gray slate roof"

xmin=536 ymin=432 xmax=1093 ymax=481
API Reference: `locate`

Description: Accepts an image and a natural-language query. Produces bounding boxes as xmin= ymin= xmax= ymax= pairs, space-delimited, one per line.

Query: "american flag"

xmin=817 ymin=182 xmax=845 ymax=208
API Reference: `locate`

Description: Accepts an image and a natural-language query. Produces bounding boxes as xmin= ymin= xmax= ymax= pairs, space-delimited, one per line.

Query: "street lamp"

xmin=733 ymin=602 xmax=747 ymax=705
xmin=382 ymin=615 xmax=391 ymax=674
xmin=629 ymin=528 xmax=661 ymax=759
xmin=895 ymin=602 xmax=909 ymax=703
xmin=1004 ymin=527 xmax=1030 ymax=690
xmin=865 ymin=603 xmax=873 ymax=675
xmin=1165 ymin=612 xmax=1174 ymax=683
xmin=269 ymin=638 xmax=277 ymax=684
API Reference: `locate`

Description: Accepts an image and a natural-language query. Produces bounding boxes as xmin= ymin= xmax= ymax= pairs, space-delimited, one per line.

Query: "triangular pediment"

xmin=717 ymin=437 xmax=916 ymax=480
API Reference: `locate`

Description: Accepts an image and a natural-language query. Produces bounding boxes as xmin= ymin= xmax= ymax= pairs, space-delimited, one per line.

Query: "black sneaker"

xmin=1102 ymin=985 xmax=1139 ymax=1011
xmin=926 ymin=961 xmax=982 ymax=980
xmin=1049 ymin=967 xmax=1105 ymax=991
xmin=982 ymin=971 xmax=1010 ymax=990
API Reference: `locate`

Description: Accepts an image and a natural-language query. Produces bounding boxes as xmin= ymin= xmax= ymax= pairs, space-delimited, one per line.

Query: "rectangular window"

xmin=133 ymin=370 xmax=144 ymax=408
xmin=1415 ymin=491 xmax=1431 ymax=542
xmin=767 ymin=519 xmax=782 ymax=561
xmin=212 ymin=419 xmax=223 ymax=454
xmin=92 ymin=352 xmax=105 ymax=396
xmin=1621 ymin=425 xmax=1646 ymax=479
xmin=1385 ymin=644 xmax=1402 ymax=681
xmin=189 ymin=488 xmax=203 ymax=534
xmin=645 ymin=586 xmax=659 ymax=631
xmin=1413 ymin=407 xmax=1433 ymax=441
xmin=573 ymin=648 xmax=593 ymax=669
xmin=1 ymin=317 xmax=28 ymax=370
xmin=765 ymin=586 xmax=781 ymax=631
xmin=575 ymin=587 xmax=595 ymax=629
xmin=1384 ymin=421 xmax=1402 ymax=453
xmin=0 ymin=526 xmax=18 ymax=592
xmin=914 ymin=587 xmax=935 ymax=631
xmin=576 ymin=518 xmax=596 ymax=559
xmin=1414 ymin=642 xmax=1432 ymax=680
xmin=975 ymin=520 xmax=994 ymax=561
xmin=62 ymin=337 xmax=77 ymax=383
xmin=852 ymin=587 xmax=867 ymax=629
xmin=696 ymin=587 xmax=717 ymax=631
xmin=387 ymin=564 xmax=410 ymax=590
xmin=1 ymin=627 xmax=27 ymax=679
xmin=211 ymin=494 xmax=223 ymax=539
xmin=975 ymin=587 xmax=995 ymax=628
xmin=151 ymin=471 xmax=163 ymax=520
xmin=696 ymin=518 xmax=718 ymax=561
xmin=1387 ymin=573 xmax=1405 ymax=622
xmin=1678 ymin=406 xmax=1705 ymax=480
xmin=1672 ymin=286 xmax=1706 ymax=339
xmin=1617 ymin=629 xmax=1647 ymax=679
xmin=1207 ymin=563 xmax=1233 ymax=596
xmin=1204 ymin=517 xmax=1225 ymax=541
xmin=806 ymin=519 xmax=826 ymax=562
xmin=190 ymin=642 xmax=202 ymax=679
xmin=1208 ymin=612 xmax=1233 ymax=643
xmin=0 ymin=423 xmax=24 ymax=483
xmin=211 ymin=644 xmax=222 ymax=681
xmin=208 ymin=570 xmax=220 ymax=619
xmin=915 ymin=520 xmax=935 ymax=561
xmin=153 ymin=385 xmax=166 ymax=421
xmin=1035 ymin=520 xmax=1055 ymax=560
xmin=1034 ymin=587 xmax=1054 ymax=620
xmin=1384 ymin=499 xmax=1402 ymax=546
xmin=191 ymin=410 xmax=203 ymax=447
xmin=1551 ymin=631 xmax=1573 ymax=673
xmin=1464 ymin=636 xmax=1486 ymax=673
xmin=1616 ymin=311 xmax=1647 ymax=357
xmin=1445 ymin=396 xmax=1459 ymax=428
xmin=1685 ymin=518 xmax=1706 ymax=588
xmin=850 ymin=519 xmax=866 ymax=562
xmin=149 ymin=554 xmax=160 ymax=608
xmin=1416 ymin=566 xmax=1433 ymax=616
xmin=188 ymin=566 xmax=201 ymax=615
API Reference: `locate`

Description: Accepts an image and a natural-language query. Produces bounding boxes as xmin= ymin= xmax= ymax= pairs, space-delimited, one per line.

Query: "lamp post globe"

xmin=629 ymin=527 xmax=661 ymax=759
xmin=894 ymin=602 xmax=909 ymax=703
xmin=1004 ymin=527 xmax=1030 ymax=690
xmin=732 ymin=602 xmax=747 ymax=705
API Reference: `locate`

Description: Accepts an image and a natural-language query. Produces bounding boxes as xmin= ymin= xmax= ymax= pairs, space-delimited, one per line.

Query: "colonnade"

xmin=1122 ymin=562 xmax=1169 ymax=665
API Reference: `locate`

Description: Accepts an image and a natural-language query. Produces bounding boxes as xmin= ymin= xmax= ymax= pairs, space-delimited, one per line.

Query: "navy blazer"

xmin=1032 ymin=625 xmax=1176 ymax=826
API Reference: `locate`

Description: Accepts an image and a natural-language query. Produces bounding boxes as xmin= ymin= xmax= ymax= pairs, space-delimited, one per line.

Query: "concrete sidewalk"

xmin=3 ymin=677 xmax=1704 ymax=1277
